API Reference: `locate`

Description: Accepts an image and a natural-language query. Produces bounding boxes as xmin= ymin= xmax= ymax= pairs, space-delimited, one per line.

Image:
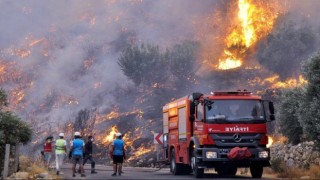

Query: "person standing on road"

xmin=55 ymin=133 xmax=67 ymax=175
xmin=43 ymin=136 xmax=53 ymax=169
xmin=110 ymin=132 xmax=126 ymax=176
xmin=70 ymin=131 xmax=86 ymax=178
xmin=83 ymin=135 xmax=97 ymax=174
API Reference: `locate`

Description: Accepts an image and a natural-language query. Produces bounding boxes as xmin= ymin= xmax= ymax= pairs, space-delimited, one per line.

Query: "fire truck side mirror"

xmin=269 ymin=101 xmax=275 ymax=114
xmin=264 ymin=101 xmax=275 ymax=121
xmin=190 ymin=92 xmax=203 ymax=102
xmin=269 ymin=102 xmax=275 ymax=121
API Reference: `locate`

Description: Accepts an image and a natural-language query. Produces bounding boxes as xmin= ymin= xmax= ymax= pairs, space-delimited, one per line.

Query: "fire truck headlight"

xmin=258 ymin=151 xmax=269 ymax=158
xmin=206 ymin=152 xmax=217 ymax=159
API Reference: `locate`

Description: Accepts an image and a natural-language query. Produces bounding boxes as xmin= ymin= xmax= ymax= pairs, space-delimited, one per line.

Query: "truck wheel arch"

xmin=191 ymin=136 xmax=200 ymax=148
xmin=169 ymin=146 xmax=175 ymax=161
xmin=188 ymin=136 xmax=199 ymax=163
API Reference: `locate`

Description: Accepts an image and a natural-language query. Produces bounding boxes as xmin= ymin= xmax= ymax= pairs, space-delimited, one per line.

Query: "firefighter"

xmin=110 ymin=132 xmax=126 ymax=176
xmin=229 ymin=104 xmax=240 ymax=116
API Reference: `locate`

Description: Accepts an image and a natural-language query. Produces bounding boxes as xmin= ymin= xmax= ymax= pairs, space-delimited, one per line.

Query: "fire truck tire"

xmin=250 ymin=165 xmax=263 ymax=178
xmin=170 ymin=149 xmax=183 ymax=175
xmin=190 ymin=150 xmax=204 ymax=178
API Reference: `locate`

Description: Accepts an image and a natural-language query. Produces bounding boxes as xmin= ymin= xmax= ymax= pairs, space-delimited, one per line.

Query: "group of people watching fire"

xmin=42 ymin=131 xmax=126 ymax=177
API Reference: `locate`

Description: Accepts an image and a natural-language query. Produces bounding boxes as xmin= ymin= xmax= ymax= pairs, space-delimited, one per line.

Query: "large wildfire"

xmin=217 ymin=0 xmax=280 ymax=70
xmin=0 ymin=0 xmax=318 ymax=165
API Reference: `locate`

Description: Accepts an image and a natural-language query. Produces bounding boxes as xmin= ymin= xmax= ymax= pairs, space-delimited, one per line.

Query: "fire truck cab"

xmin=159 ymin=91 xmax=275 ymax=178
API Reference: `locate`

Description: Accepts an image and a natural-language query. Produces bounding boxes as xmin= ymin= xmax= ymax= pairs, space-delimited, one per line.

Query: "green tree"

xmin=0 ymin=89 xmax=33 ymax=171
xmin=166 ymin=41 xmax=199 ymax=91
xmin=118 ymin=44 xmax=167 ymax=87
xmin=0 ymin=111 xmax=32 ymax=145
xmin=256 ymin=17 xmax=316 ymax=80
xmin=298 ymin=53 xmax=320 ymax=144
xmin=0 ymin=88 xmax=8 ymax=109
xmin=277 ymin=88 xmax=304 ymax=144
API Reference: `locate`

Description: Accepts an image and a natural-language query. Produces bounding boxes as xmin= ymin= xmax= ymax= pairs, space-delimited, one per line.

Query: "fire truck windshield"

xmin=205 ymin=100 xmax=265 ymax=123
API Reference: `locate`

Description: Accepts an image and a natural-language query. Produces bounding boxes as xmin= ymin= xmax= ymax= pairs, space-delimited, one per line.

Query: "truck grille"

xmin=211 ymin=133 xmax=261 ymax=147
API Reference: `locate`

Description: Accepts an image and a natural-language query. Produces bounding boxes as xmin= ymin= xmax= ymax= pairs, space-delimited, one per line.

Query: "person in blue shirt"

xmin=110 ymin=132 xmax=126 ymax=176
xmin=70 ymin=131 xmax=85 ymax=178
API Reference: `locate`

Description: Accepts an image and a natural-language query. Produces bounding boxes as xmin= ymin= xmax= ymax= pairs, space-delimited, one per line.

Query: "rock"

xmin=311 ymin=151 xmax=320 ymax=159
xmin=34 ymin=172 xmax=48 ymax=179
xmin=12 ymin=172 xmax=29 ymax=179
xmin=314 ymin=158 xmax=320 ymax=165
xmin=297 ymin=147 xmax=303 ymax=153
xmin=300 ymin=176 xmax=310 ymax=179
xmin=287 ymin=158 xmax=294 ymax=167
xmin=302 ymin=154 xmax=307 ymax=160
xmin=289 ymin=153 xmax=294 ymax=158
xmin=26 ymin=167 xmax=32 ymax=172
xmin=307 ymin=141 xmax=314 ymax=146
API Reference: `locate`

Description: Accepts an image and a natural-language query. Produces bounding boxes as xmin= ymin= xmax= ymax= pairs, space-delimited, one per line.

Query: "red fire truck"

xmin=158 ymin=91 xmax=275 ymax=178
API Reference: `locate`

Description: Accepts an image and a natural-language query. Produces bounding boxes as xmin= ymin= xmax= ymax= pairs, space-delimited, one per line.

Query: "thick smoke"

xmin=0 ymin=0 xmax=219 ymax=127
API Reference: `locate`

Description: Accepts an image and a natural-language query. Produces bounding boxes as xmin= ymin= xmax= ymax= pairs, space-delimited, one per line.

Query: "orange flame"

xmin=218 ymin=0 xmax=280 ymax=70
xmin=103 ymin=126 xmax=118 ymax=143
xmin=267 ymin=136 xmax=274 ymax=148
xmin=256 ymin=75 xmax=308 ymax=89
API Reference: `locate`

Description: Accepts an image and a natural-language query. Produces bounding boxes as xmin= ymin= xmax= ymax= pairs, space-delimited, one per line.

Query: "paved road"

xmin=59 ymin=164 xmax=275 ymax=180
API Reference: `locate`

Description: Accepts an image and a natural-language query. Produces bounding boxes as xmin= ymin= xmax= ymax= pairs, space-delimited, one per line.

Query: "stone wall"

xmin=271 ymin=141 xmax=320 ymax=168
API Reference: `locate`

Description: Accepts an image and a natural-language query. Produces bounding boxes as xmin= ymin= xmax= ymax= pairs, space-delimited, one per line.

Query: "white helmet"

xmin=59 ymin=133 xmax=64 ymax=137
xmin=74 ymin=131 xmax=81 ymax=136
xmin=115 ymin=132 xmax=122 ymax=137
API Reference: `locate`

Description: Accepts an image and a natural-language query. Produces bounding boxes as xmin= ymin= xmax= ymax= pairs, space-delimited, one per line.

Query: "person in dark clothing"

xmin=83 ymin=135 xmax=97 ymax=174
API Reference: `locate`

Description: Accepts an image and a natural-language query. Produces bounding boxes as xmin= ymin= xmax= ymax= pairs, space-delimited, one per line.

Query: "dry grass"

xmin=308 ymin=165 xmax=320 ymax=179
xmin=270 ymin=156 xmax=320 ymax=178
xmin=276 ymin=165 xmax=320 ymax=179
xmin=18 ymin=156 xmax=61 ymax=179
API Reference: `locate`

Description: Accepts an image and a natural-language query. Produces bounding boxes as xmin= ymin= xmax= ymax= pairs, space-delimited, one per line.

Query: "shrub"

xmin=270 ymin=157 xmax=285 ymax=173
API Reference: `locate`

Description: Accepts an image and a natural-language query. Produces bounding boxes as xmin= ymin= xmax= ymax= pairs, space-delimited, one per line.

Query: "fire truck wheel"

xmin=170 ymin=149 xmax=183 ymax=175
xmin=250 ymin=164 xmax=263 ymax=178
xmin=190 ymin=150 xmax=204 ymax=178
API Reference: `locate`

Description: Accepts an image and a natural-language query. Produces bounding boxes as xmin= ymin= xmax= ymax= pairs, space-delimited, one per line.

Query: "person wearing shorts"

xmin=110 ymin=132 xmax=126 ymax=176
xmin=70 ymin=131 xmax=85 ymax=178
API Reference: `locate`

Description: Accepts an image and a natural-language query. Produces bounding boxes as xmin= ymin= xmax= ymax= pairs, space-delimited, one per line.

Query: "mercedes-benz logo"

xmin=233 ymin=133 xmax=242 ymax=142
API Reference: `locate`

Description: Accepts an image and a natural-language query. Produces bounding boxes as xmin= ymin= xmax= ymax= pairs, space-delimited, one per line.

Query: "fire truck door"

xmin=178 ymin=107 xmax=187 ymax=141
xmin=163 ymin=112 xmax=168 ymax=134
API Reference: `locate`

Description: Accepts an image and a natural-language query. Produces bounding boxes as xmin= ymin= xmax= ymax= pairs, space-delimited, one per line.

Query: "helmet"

xmin=59 ymin=133 xmax=64 ymax=137
xmin=74 ymin=131 xmax=81 ymax=136
xmin=115 ymin=132 xmax=122 ymax=137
